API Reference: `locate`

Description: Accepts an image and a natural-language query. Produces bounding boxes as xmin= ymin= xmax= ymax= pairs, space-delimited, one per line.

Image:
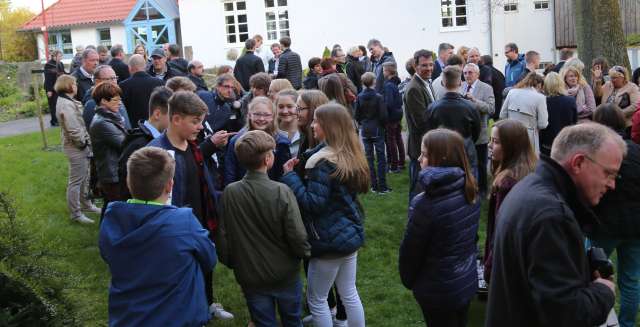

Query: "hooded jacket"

xmin=99 ymin=202 xmax=217 ymax=327
xmin=504 ymin=53 xmax=526 ymax=87
xmin=399 ymin=167 xmax=480 ymax=309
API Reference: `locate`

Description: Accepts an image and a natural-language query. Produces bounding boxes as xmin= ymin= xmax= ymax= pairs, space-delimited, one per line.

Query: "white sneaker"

xmin=72 ymin=214 xmax=95 ymax=224
xmin=209 ymin=303 xmax=234 ymax=320
xmin=302 ymin=314 xmax=314 ymax=325
xmin=82 ymin=204 xmax=101 ymax=214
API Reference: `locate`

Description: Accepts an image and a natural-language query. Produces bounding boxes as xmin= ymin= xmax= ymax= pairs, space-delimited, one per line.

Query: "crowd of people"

xmin=42 ymin=33 xmax=640 ymax=327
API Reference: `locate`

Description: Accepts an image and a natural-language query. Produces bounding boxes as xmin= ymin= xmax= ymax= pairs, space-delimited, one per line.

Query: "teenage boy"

xmin=218 ymin=130 xmax=310 ymax=326
xmin=99 ymin=147 xmax=217 ymax=326
xmin=147 ymin=91 xmax=234 ymax=320
xmin=303 ymin=57 xmax=322 ymax=90
xmin=118 ymin=86 xmax=172 ymax=198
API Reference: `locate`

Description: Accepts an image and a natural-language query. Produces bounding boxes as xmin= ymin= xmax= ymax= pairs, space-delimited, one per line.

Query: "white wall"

xmin=110 ymin=25 xmax=128 ymax=51
xmin=34 ymin=24 xmax=127 ymax=62
xmin=179 ymin=0 xmax=494 ymax=74
xmin=70 ymin=26 xmax=100 ymax=50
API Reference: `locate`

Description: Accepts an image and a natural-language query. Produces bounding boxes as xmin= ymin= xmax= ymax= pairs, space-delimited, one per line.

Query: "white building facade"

xmin=180 ymin=0 xmax=556 ymax=75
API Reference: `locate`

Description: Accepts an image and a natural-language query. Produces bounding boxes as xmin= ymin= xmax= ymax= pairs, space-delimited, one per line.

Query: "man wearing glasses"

xmin=504 ymin=42 xmax=525 ymax=88
xmin=82 ymin=65 xmax=131 ymax=129
xmin=486 ymin=123 xmax=625 ymax=327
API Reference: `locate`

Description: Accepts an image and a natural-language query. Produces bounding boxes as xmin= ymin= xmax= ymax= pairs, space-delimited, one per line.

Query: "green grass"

xmin=0 ymin=129 xmax=491 ymax=326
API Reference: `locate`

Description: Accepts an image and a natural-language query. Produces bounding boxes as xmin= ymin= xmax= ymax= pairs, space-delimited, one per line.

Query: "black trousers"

xmin=48 ymin=92 xmax=58 ymax=125
xmin=475 ymin=143 xmax=488 ymax=195
xmin=416 ymin=299 xmax=470 ymax=327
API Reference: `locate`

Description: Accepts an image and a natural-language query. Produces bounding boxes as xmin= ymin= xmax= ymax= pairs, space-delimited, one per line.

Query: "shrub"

xmin=627 ymin=33 xmax=640 ymax=47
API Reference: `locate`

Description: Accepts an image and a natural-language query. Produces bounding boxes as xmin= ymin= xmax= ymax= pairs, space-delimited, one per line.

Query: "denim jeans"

xmin=307 ymin=252 xmax=365 ymax=327
xmin=589 ymin=236 xmax=640 ymax=327
xmin=409 ymin=159 xmax=421 ymax=202
xmin=362 ymin=134 xmax=387 ymax=191
xmin=243 ymin=278 xmax=303 ymax=327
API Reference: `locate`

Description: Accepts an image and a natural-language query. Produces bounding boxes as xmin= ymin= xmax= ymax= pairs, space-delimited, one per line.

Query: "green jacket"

xmin=218 ymin=170 xmax=310 ymax=291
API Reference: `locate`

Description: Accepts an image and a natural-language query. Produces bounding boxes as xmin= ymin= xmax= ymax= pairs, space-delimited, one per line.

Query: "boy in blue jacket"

xmin=99 ymin=146 xmax=217 ymax=327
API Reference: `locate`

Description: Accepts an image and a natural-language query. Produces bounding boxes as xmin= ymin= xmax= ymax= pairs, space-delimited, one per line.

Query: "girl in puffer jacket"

xmin=399 ymin=128 xmax=480 ymax=327
xmin=282 ymin=103 xmax=370 ymax=327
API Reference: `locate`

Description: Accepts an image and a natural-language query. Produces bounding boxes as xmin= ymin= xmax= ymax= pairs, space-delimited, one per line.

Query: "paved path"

xmin=0 ymin=114 xmax=52 ymax=138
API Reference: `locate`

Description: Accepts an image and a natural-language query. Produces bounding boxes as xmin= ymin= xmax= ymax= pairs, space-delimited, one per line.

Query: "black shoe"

xmin=378 ymin=187 xmax=392 ymax=194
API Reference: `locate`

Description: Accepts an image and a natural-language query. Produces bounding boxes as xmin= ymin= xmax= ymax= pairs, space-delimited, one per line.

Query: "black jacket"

xmin=89 ymin=107 xmax=128 ymax=184
xmin=486 ymin=156 xmax=616 ymax=327
xmin=426 ymin=92 xmax=481 ymax=168
xmin=234 ymin=51 xmax=265 ymax=91
xmin=539 ymin=95 xmax=577 ymax=156
xmin=277 ymin=48 xmax=303 ymax=89
xmin=117 ymin=121 xmax=156 ymax=198
xmin=346 ymin=55 xmax=365 ymax=92
xmin=303 ymin=72 xmax=319 ymax=90
xmin=44 ymin=60 xmax=65 ymax=93
xmin=146 ymin=63 xmax=184 ymax=82
xmin=168 ymin=57 xmax=189 ymax=75
xmin=119 ymin=71 xmax=165 ymax=128
xmin=70 ymin=54 xmax=82 ymax=74
xmin=593 ymin=134 xmax=640 ymax=238
xmin=109 ymin=57 xmax=130 ymax=84
xmin=71 ymin=68 xmax=94 ymax=104
xmin=487 ymin=64 xmax=506 ymax=120
xmin=355 ymin=88 xmax=388 ymax=138
xmin=188 ymin=74 xmax=209 ymax=92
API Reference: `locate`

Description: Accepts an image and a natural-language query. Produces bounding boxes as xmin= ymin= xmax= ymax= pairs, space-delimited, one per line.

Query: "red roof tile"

xmin=21 ymin=0 xmax=137 ymax=31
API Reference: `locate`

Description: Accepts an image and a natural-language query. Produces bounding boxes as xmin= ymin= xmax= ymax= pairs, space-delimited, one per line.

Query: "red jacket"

xmin=631 ymin=106 xmax=640 ymax=144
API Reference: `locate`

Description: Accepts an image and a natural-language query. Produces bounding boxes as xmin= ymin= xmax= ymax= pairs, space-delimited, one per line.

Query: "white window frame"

xmin=504 ymin=0 xmax=518 ymax=12
xmin=97 ymin=28 xmax=112 ymax=49
xmin=440 ymin=0 xmax=468 ymax=29
xmin=533 ymin=0 xmax=549 ymax=10
xmin=264 ymin=0 xmax=289 ymax=41
xmin=223 ymin=0 xmax=249 ymax=46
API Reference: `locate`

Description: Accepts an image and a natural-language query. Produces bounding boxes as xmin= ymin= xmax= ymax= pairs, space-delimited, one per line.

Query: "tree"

xmin=0 ymin=0 xmax=37 ymax=61
xmin=574 ymin=0 xmax=630 ymax=80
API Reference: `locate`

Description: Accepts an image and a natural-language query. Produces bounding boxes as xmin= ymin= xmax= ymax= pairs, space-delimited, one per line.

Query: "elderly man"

xmin=486 ymin=124 xmax=623 ymax=327
xmin=187 ymin=60 xmax=208 ymax=92
xmin=147 ymin=48 xmax=184 ymax=82
xmin=82 ymin=65 xmax=131 ymax=129
xmin=71 ymin=48 xmax=99 ymax=103
xmin=119 ymin=54 xmax=165 ymax=127
xmin=368 ymin=38 xmax=396 ymax=93
xmin=462 ymin=63 xmax=495 ymax=195
xmin=466 ymin=47 xmax=492 ymax=85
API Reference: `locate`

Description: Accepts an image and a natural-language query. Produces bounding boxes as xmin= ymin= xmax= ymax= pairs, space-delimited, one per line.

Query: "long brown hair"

xmin=319 ymin=74 xmax=348 ymax=107
xmin=314 ymin=103 xmax=369 ymax=193
xmin=422 ymin=129 xmax=477 ymax=203
xmin=298 ymin=90 xmax=329 ymax=149
xmin=491 ymin=119 xmax=537 ymax=189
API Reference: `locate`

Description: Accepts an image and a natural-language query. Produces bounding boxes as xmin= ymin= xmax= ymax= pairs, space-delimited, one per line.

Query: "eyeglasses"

xmin=107 ymin=97 xmax=122 ymax=103
xmin=99 ymin=76 xmax=118 ymax=81
xmin=219 ymin=84 xmax=235 ymax=89
xmin=584 ymin=155 xmax=620 ymax=181
xmin=296 ymin=106 xmax=310 ymax=113
xmin=251 ymin=112 xmax=273 ymax=118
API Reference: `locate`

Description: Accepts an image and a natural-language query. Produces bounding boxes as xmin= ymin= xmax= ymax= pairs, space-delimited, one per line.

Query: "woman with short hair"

xmin=55 ymin=74 xmax=99 ymax=224
xmin=539 ymin=72 xmax=578 ymax=156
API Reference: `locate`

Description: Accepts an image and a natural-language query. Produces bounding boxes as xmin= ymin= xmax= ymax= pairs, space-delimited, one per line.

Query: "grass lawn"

xmin=0 ymin=129 xmax=491 ymax=326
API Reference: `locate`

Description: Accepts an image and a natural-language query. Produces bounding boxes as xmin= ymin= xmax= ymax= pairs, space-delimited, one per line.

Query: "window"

xmin=132 ymin=0 xmax=165 ymax=21
xmin=97 ymin=28 xmax=111 ymax=48
xmin=440 ymin=0 xmax=467 ymax=28
xmin=264 ymin=0 xmax=289 ymax=41
xmin=534 ymin=0 xmax=549 ymax=10
xmin=504 ymin=0 xmax=518 ymax=12
xmin=48 ymin=30 xmax=73 ymax=57
xmin=223 ymin=1 xmax=249 ymax=44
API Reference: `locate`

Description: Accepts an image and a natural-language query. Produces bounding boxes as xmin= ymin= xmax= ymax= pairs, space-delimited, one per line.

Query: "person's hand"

xmin=592 ymin=64 xmax=603 ymax=81
xmin=47 ymin=91 xmax=53 ymax=97
xmin=593 ymin=271 xmax=616 ymax=294
xmin=283 ymin=158 xmax=299 ymax=174
xmin=210 ymin=130 xmax=237 ymax=147
xmin=465 ymin=92 xmax=475 ymax=102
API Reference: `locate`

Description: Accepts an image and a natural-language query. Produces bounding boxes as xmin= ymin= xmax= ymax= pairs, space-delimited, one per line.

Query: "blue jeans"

xmin=589 ymin=236 xmax=640 ymax=327
xmin=362 ymin=135 xmax=387 ymax=191
xmin=243 ymin=278 xmax=303 ymax=327
xmin=409 ymin=159 xmax=420 ymax=202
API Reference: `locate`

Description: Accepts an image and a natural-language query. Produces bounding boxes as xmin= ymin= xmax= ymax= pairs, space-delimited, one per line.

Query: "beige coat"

xmin=56 ymin=95 xmax=91 ymax=150
xmin=601 ymin=81 xmax=640 ymax=126
xmin=500 ymin=87 xmax=548 ymax=154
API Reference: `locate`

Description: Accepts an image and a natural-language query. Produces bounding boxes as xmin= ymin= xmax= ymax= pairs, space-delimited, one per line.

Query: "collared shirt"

xmin=462 ymin=79 xmax=479 ymax=95
xmin=143 ymin=120 xmax=162 ymax=138
xmin=415 ymin=74 xmax=435 ymax=101
xmin=79 ymin=67 xmax=93 ymax=81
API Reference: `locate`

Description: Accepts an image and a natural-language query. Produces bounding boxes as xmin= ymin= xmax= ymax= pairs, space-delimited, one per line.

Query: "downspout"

xmin=551 ymin=0 xmax=557 ymax=62
xmin=488 ymin=0 xmax=493 ymax=58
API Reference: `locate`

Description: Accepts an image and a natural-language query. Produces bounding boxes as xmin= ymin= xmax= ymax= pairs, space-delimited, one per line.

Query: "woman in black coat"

xmin=44 ymin=50 xmax=67 ymax=126
xmin=539 ymin=72 xmax=577 ymax=156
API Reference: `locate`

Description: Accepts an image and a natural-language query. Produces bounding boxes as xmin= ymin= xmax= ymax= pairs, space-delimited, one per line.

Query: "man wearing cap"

xmin=147 ymin=48 xmax=184 ymax=82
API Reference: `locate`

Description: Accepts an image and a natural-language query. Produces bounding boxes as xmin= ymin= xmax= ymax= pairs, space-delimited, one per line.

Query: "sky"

xmin=10 ymin=0 xmax=57 ymax=14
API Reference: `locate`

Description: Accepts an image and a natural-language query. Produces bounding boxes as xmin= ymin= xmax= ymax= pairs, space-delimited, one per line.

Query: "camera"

xmin=588 ymin=247 xmax=614 ymax=279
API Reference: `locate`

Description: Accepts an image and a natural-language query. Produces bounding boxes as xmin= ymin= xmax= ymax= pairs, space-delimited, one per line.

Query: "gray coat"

xmin=500 ymin=87 xmax=548 ymax=154
xmin=462 ymin=80 xmax=495 ymax=145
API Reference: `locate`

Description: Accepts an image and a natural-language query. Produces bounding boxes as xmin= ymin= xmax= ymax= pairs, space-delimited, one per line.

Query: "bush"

xmin=627 ymin=33 xmax=640 ymax=47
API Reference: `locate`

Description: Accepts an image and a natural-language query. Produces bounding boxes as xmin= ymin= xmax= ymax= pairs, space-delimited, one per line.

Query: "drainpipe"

xmin=487 ymin=0 xmax=493 ymax=59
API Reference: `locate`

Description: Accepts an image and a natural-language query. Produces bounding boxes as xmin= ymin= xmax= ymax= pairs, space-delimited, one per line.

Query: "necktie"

xmin=427 ymin=79 xmax=435 ymax=100
xmin=466 ymin=83 xmax=472 ymax=94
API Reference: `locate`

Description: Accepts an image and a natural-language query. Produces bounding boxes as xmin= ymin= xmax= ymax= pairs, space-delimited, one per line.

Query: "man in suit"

xmin=467 ymin=47 xmax=492 ymax=85
xmin=234 ymin=38 xmax=265 ymax=92
xmin=119 ymin=54 xmax=165 ymax=127
xmin=431 ymin=43 xmax=454 ymax=81
xmin=403 ymin=49 xmax=436 ymax=201
xmin=462 ymin=63 xmax=495 ymax=195
xmin=276 ymin=36 xmax=303 ymax=89
xmin=108 ymin=45 xmax=130 ymax=84
xmin=71 ymin=48 xmax=99 ymax=103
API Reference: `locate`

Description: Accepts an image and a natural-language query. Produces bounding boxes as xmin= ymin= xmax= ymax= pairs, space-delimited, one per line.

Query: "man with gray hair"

xmin=486 ymin=123 xmax=624 ymax=326
xmin=119 ymin=54 xmax=165 ymax=127
xmin=367 ymin=38 xmax=395 ymax=93
xmin=187 ymin=60 xmax=208 ymax=92
xmin=71 ymin=48 xmax=99 ymax=103
xmin=466 ymin=47 xmax=492 ymax=85
xmin=82 ymin=65 xmax=131 ymax=129
xmin=70 ymin=44 xmax=85 ymax=73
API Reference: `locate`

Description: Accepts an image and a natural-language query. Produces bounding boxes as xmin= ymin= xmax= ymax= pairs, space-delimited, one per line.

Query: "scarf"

xmin=568 ymin=85 xmax=587 ymax=117
xmin=188 ymin=140 xmax=218 ymax=236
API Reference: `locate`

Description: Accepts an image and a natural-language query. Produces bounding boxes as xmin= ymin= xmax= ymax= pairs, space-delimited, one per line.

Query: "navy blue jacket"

xmin=539 ymin=95 xmax=577 ymax=156
xmin=399 ymin=167 xmax=480 ymax=309
xmin=197 ymin=90 xmax=244 ymax=135
xmin=223 ymin=128 xmax=291 ymax=186
xmin=147 ymin=134 xmax=221 ymax=206
xmin=383 ymin=77 xmax=403 ymax=122
xmin=281 ymin=145 xmax=364 ymax=257
xmin=355 ymin=88 xmax=388 ymax=138
xmin=99 ymin=202 xmax=217 ymax=327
